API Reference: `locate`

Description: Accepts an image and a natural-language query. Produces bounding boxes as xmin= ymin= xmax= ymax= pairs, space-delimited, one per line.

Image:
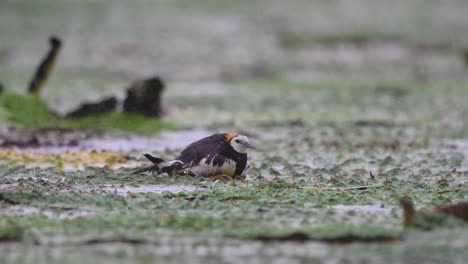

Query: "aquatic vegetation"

xmin=1 ymin=79 xmax=467 ymax=263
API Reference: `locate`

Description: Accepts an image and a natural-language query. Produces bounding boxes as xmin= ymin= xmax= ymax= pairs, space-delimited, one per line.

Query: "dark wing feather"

xmin=212 ymin=154 xmax=246 ymax=176
xmin=212 ymin=154 xmax=228 ymax=167
xmin=133 ymin=154 xmax=166 ymax=175
xmin=233 ymin=153 xmax=247 ymax=176
xmin=143 ymin=154 xmax=165 ymax=164
xmin=132 ymin=165 xmax=160 ymax=175
xmin=177 ymin=134 xmax=226 ymax=165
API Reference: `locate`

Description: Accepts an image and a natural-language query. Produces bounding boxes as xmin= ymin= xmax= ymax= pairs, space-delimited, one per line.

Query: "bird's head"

xmin=225 ymin=133 xmax=256 ymax=153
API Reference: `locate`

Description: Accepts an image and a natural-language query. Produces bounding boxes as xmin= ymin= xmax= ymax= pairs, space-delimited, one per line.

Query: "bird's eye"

xmin=235 ymin=140 xmax=240 ymax=143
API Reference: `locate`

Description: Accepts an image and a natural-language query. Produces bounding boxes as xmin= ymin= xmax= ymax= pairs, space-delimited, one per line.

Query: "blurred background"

xmin=1 ymin=0 xmax=468 ymax=128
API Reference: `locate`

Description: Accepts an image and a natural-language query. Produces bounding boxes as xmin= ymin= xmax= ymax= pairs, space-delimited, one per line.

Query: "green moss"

xmin=0 ymin=92 xmax=177 ymax=132
xmin=59 ymin=112 xmax=178 ymax=133
xmin=0 ymin=92 xmax=52 ymax=128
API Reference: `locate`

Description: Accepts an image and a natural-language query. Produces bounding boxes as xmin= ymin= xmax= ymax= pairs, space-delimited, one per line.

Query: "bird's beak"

xmin=242 ymin=142 xmax=256 ymax=150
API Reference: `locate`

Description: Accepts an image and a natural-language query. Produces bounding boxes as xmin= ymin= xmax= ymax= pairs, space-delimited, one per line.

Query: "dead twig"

xmin=0 ymin=193 xmax=20 ymax=205
xmin=301 ymin=185 xmax=382 ymax=191
xmin=28 ymin=36 xmax=62 ymax=94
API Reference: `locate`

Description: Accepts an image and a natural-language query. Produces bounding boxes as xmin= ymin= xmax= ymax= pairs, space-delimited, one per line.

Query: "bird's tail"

xmin=133 ymin=154 xmax=198 ymax=176
xmin=142 ymin=154 xmax=166 ymax=164
xmin=132 ymin=154 xmax=166 ymax=174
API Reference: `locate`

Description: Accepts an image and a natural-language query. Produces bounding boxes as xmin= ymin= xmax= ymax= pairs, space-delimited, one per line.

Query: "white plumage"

xmin=190 ymin=155 xmax=236 ymax=177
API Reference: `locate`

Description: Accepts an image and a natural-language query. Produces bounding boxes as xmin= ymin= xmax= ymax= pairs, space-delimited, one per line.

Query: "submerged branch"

xmin=28 ymin=36 xmax=62 ymax=94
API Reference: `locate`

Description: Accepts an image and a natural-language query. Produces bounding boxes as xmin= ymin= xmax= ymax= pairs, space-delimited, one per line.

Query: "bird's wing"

xmin=177 ymin=135 xmax=226 ymax=165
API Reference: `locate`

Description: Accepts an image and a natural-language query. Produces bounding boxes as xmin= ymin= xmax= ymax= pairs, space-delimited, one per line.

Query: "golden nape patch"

xmin=224 ymin=133 xmax=238 ymax=142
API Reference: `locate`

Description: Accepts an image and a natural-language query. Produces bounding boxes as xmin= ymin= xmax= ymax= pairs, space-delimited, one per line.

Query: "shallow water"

xmin=105 ymin=185 xmax=199 ymax=195
xmin=329 ymin=204 xmax=395 ymax=212
xmin=82 ymin=130 xmax=212 ymax=152
xmin=2 ymin=205 xmax=95 ymax=219
xmin=5 ymin=129 xmax=212 ymax=154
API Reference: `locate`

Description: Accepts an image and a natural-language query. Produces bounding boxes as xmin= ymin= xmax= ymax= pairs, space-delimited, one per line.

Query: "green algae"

xmin=0 ymin=160 xmax=465 ymax=242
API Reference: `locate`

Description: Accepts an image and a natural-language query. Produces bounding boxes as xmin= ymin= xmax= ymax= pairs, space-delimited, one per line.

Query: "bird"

xmin=134 ymin=133 xmax=256 ymax=178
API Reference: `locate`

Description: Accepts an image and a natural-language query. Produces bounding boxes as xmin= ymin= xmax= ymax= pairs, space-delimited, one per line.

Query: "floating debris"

xmin=28 ymin=36 xmax=62 ymax=94
xmin=401 ymin=197 xmax=468 ymax=230
xmin=253 ymin=232 xmax=400 ymax=244
xmin=65 ymin=97 xmax=118 ymax=118
xmin=123 ymin=76 xmax=165 ymax=117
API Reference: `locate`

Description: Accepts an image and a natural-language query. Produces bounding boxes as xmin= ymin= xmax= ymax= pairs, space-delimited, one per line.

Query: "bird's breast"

xmin=190 ymin=156 xmax=236 ymax=177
